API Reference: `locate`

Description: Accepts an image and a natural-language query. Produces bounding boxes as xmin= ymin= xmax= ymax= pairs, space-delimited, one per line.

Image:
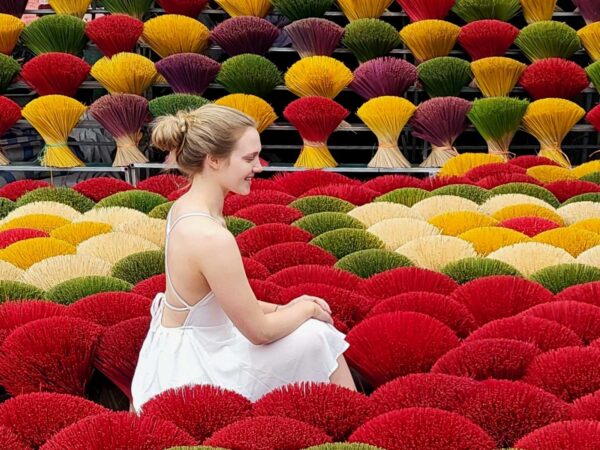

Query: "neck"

xmin=185 ymin=173 xmax=228 ymax=219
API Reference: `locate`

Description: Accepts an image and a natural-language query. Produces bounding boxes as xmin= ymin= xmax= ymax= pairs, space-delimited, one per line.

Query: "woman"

xmin=131 ymin=104 xmax=355 ymax=412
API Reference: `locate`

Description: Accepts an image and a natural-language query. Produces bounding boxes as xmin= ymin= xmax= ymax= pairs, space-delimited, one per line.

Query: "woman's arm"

xmin=258 ymin=300 xmax=278 ymax=314
xmin=187 ymin=223 xmax=331 ymax=345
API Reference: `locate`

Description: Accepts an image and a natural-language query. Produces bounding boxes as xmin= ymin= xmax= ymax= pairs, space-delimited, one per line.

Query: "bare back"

xmin=161 ymin=203 xmax=227 ymax=328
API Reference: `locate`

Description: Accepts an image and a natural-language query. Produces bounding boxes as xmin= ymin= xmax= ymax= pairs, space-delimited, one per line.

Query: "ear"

xmin=205 ymin=153 xmax=221 ymax=170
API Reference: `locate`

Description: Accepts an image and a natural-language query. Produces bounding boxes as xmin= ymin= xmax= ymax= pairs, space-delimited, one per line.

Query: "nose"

xmin=254 ymin=160 xmax=264 ymax=173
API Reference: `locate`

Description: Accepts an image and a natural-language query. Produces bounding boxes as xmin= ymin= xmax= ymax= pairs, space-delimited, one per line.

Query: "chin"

xmin=230 ymin=183 xmax=252 ymax=195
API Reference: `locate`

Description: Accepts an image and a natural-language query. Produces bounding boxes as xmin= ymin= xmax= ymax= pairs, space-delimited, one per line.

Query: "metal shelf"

xmin=0 ymin=162 xmax=131 ymax=182
xmin=22 ymin=7 xmax=585 ymax=18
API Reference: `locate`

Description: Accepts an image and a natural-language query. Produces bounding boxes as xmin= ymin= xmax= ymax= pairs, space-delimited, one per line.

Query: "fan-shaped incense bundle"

xmin=357 ymin=96 xmax=416 ymax=168
xmin=519 ymin=58 xmax=590 ymax=100
xmin=471 ymin=57 xmax=525 ymax=97
xmin=217 ymin=54 xmax=282 ymax=98
xmin=522 ymin=98 xmax=585 ymax=168
xmin=271 ymin=0 xmax=333 ymax=21
xmin=21 ymin=95 xmax=86 ymax=168
xmin=452 ymin=0 xmax=521 ymax=22
xmin=283 ymin=96 xmax=349 ymax=168
xmin=573 ymin=0 xmax=600 ymax=24
xmin=156 ymin=0 xmax=208 ymax=17
xmin=588 ymin=62 xmax=600 ymax=95
xmin=142 ymin=15 xmax=210 ymax=57
xmin=351 ymin=57 xmax=417 ymax=100
xmin=20 ymin=53 xmax=90 ymax=97
xmin=337 ymin=0 xmax=393 ymax=21
xmin=284 ymin=18 xmax=344 ymax=58
xmin=215 ymin=0 xmax=272 ymax=17
xmin=418 ymin=56 xmax=472 ymax=98
xmin=285 ymin=55 xmax=353 ymax=98
xmin=588 ymin=105 xmax=600 ymax=133
xmin=0 ymin=13 xmax=23 ymax=55
xmin=48 ymin=0 xmax=91 ymax=17
xmin=212 ymin=16 xmax=279 ymax=56
xmin=458 ymin=19 xmax=519 ymax=60
xmin=85 ymin=15 xmax=143 ymax=58
xmin=148 ymin=93 xmax=210 ymax=117
xmin=342 ymin=18 xmax=400 ymax=63
xmin=520 ymin=0 xmax=557 ymax=23
xmin=515 ymin=21 xmax=581 ymax=62
xmin=89 ymin=94 xmax=149 ymax=167
xmin=411 ymin=97 xmax=471 ymax=167
xmin=399 ymin=20 xmax=461 ymax=63
xmin=578 ymin=22 xmax=600 ymax=62
xmin=21 ymin=15 xmax=87 ymax=56
xmin=155 ymin=53 xmax=220 ymax=95
xmin=468 ymin=97 xmax=529 ymax=159
xmin=91 ymin=52 xmax=157 ymax=95
xmin=0 ymin=96 xmax=20 ymax=165
xmin=0 ymin=0 xmax=27 ymax=17
xmin=0 ymin=53 xmax=19 ymax=93
xmin=215 ymin=94 xmax=277 ymax=133
xmin=395 ymin=0 xmax=455 ymax=22
xmin=100 ymin=0 xmax=153 ymax=18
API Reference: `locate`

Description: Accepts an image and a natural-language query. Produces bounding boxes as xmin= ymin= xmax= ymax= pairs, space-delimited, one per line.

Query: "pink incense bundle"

xmin=284 ymin=18 xmax=345 ymax=58
xmin=85 ymin=14 xmax=143 ymax=58
xmin=351 ymin=57 xmax=418 ymax=100
xmin=519 ymin=58 xmax=590 ymax=101
xmin=20 ymin=53 xmax=90 ymax=97
xmin=155 ymin=53 xmax=220 ymax=95
xmin=283 ymin=96 xmax=349 ymax=169
xmin=89 ymin=93 xmax=150 ymax=167
xmin=156 ymin=0 xmax=208 ymax=17
xmin=458 ymin=20 xmax=520 ymax=60
xmin=410 ymin=96 xmax=471 ymax=167
xmin=396 ymin=0 xmax=456 ymax=21
xmin=0 ymin=96 xmax=20 ymax=165
xmin=212 ymin=17 xmax=279 ymax=56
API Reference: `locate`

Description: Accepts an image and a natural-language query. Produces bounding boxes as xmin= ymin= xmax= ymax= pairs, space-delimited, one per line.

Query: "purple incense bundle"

xmin=155 ymin=53 xmax=220 ymax=95
xmin=350 ymin=57 xmax=418 ymax=100
xmin=0 ymin=0 xmax=27 ymax=17
xmin=410 ymin=96 xmax=471 ymax=167
xmin=573 ymin=0 xmax=600 ymax=24
xmin=89 ymin=93 xmax=150 ymax=167
xmin=284 ymin=18 xmax=344 ymax=58
xmin=212 ymin=16 xmax=279 ymax=56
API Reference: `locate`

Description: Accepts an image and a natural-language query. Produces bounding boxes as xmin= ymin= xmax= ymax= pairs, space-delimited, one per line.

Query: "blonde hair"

xmin=151 ymin=104 xmax=257 ymax=175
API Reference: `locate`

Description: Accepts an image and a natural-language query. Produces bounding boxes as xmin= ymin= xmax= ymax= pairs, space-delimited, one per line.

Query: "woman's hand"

xmin=283 ymin=295 xmax=332 ymax=314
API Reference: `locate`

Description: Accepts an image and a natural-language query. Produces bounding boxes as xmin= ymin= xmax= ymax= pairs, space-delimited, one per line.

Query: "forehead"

xmin=233 ymin=127 xmax=261 ymax=153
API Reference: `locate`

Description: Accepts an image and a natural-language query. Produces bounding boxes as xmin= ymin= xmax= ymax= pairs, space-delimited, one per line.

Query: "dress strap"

xmin=164 ymin=209 xmax=221 ymax=311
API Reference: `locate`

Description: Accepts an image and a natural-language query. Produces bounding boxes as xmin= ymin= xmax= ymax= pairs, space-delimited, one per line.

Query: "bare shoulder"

xmin=174 ymin=217 xmax=236 ymax=251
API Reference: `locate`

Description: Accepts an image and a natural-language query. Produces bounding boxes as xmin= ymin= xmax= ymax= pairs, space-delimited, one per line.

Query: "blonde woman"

xmin=131 ymin=105 xmax=355 ymax=412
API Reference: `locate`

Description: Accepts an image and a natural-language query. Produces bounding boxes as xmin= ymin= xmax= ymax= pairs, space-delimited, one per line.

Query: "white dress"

xmin=130 ymin=211 xmax=350 ymax=412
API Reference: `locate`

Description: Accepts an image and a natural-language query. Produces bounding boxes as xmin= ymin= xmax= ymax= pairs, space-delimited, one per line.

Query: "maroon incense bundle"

xmin=89 ymin=93 xmax=150 ymax=167
xmin=0 ymin=0 xmax=27 ymax=17
xmin=20 ymin=52 xmax=90 ymax=97
xmin=156 ymin=0 xmax=208 ymax=17
xmin=458 ymin=20 xmax=519 ymax=60
xmin=284 ymin=18 xmax=345 ymax=58
xmin=212 ymin=16 xmax=279 ymax=56
xmin=85 ymin=14 xmax=143 ymax=57
xmin=573 ymin=0 xmax=600 ymax=24
xmin=351 ymin=56 xmax=418 ymax=100
xmin=519 ymin=58 xmax=590 ymax=100
xmin=411 ymin=96 xmax=471 ymax=167
xmin=155 ymin=53 xmax=220 ymax=95
xmin=0 ymin=96 xmax=20 ymax=165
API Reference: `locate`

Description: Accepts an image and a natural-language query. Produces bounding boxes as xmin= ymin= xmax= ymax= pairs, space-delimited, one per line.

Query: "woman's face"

xmin=220 ymin=127 xmax=263 ymax=195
